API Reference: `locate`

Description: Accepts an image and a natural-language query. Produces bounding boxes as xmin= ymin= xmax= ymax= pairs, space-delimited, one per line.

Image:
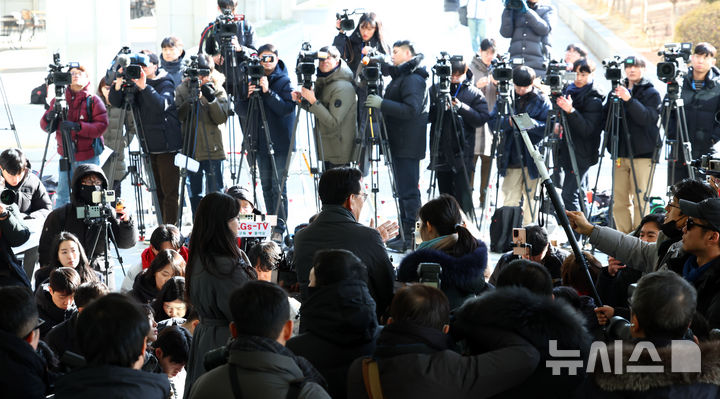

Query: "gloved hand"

xmin=201 ymin=83 xmax=216 ymax=102
xmin=45 ymin=110 xmax=59 ymax=122
xmin=60 ymin=120 xmax=81 ymax=132
xmin=364 ymin=94 xmax=383 ymax=109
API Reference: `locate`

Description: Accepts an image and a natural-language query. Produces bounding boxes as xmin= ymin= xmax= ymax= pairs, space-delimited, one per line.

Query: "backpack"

xmin=30 ymin=83 xmax=47 ymax=105
xmin=84 ymin=96 xmax=104 ymax=157
xmin=489 ymin=206 xmax=523 ymax=253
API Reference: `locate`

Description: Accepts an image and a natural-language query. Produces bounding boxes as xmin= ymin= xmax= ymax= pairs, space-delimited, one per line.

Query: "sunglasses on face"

xmin=686 ymin=218 xmax=716 ymax=232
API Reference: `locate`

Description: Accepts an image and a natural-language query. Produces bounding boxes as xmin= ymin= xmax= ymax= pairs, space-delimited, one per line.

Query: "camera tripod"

xmin=287 ymin=97 xmax=323 ymax=212
xmin=177 ymin=77 xmax=219 ymax=226
xmin=213 ymin=29 xmax=243 ymax=185
xmin=39 ymin=85 xmax=74 ymax=188
xmin=85 ymin=205 xmax=126 ymax=286
xmin=354 ymin=98 xmax=406 ymax=243
xmin=236 ymin=88 xmax=289 ymax=220
xmin=115 ymin=83 xmax=163 ymax=239
xmin=588 ymin=85 xmax=643 ymax=231
xmin=426 ymin=85 xmax=476 ymax=222
xmin=0 ymin=73 xmax=20 ymax=148
xmin=661 ymin=81 xmax=694 ymax=189
xmin=543 ymin=93 xmax=588 ymax=216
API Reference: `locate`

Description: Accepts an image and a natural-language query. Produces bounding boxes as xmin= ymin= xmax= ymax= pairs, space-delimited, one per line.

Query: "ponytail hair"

xmin=418 ymin=194 xmax=478 ymax=257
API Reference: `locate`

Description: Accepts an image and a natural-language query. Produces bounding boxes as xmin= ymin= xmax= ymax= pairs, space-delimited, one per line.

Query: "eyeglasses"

xmin=70 ymin=72 xmax=84 ymax=77
xmin=666 ymin=203 xmax=680 ymax=210
xmin=24 ymin=318 xmax=45 ymax=339
xmin=355 ymin=192 xmax=368 ymax=201
xmin=686 ymin=218 xmax=716 ymax=231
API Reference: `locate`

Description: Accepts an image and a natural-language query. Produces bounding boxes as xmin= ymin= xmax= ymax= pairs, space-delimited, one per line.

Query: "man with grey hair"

xmin=292 ymin=46 xmax=358 ymax=169
xmin=584 ymin=271 xmax=720 ymax=398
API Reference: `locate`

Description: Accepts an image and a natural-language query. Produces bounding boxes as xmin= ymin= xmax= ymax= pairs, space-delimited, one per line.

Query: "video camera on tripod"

xmin=183 ymin=55 xmax=211 ymax=80
xmin=602 ymin=56 xmax=624 ymax=90
xmin=295 ymin=42 xmax=327 ymax=89
xmin=76 ymin=189 xmax=117 ymax=224
xmin=491 ymin=54 xmax=524 ymax=98
xmin=360 ymin=48 xmax=386 ymax=95
xmin=214 ymin=8 xmax=243 ymax=44
xmin=47 ymin=53 xmax=79 ymax=89
xmin=104 ymin=48 xmax=148 ymax=86
xmin=245 ymin=54 xmax=265 ymax=87
xmin=433 ymin=52 xmax=463 ymax=95
xmin=657 ymin=42 xmax=692 ymax=82
xmin=543 ymin=59 xmax=576 ymax=97
xmin=691 ymin=155 xmax=720 ymax=176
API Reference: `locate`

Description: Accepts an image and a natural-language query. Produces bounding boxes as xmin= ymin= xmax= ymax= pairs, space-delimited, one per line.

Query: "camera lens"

xmin=0 ymin=189 xmax=16 ymax=205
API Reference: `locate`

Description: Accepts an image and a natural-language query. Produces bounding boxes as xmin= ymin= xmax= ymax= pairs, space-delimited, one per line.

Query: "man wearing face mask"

xmin=567 ymin=178 xmax=718 ymax=275
xmin=427 ymin=59 xmax=489 ymax=214
xmin=38 ymin=164 xmax=137 ymax=282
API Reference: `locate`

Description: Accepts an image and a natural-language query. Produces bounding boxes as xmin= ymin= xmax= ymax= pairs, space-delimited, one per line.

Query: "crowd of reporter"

xmin=4 ymin=0 xmax=720 ymax=397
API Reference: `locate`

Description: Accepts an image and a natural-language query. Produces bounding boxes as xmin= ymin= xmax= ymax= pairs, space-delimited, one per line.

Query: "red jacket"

xmin=40 ymin=83 xmax=109 ymax=162
xmin=141 ymin=245 xmax=190 ymax=269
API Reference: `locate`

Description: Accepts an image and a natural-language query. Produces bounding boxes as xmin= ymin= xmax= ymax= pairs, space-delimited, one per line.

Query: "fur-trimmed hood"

xmin=591 ymin=340 xmax=720 ymax=397
xmin=453 ymin=286 xmax=592 ymax=398
xmin=398 ymin=240 xmax=487 ymax=288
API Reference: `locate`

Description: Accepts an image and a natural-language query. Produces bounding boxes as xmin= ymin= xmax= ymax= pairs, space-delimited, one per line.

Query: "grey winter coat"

xmin=188 ymin=350 xmax=331 ymax=399
xmin=588 ymin=226 xmax=674 ymax=274
xmin=176 ymin=71 xmax=229 ymax=161
xmin=100 ymin=102 xmax=134 ymax=183
xmin=310 ymin=62 xmax=359 ymax=165
xmin=184 ymin=253 xmax=256 ymax=390
xmin=500 ymin=3 xmax=555 ymax=77
xmin=469 ymin=56 xmax=497 ymax=156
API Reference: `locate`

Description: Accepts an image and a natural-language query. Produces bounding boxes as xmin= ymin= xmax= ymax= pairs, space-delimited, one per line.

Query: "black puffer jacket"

xmin=55 ymin=364 xmax=170 ymax=399
xmin=161 ymin=50 xmax=186 ymax=87
xmin=108 ymin=71 xmax=182 ymax=154
xmin=45 ymin=310 xmax=79 ymax=358
xmin=500 ymin=3 xmax=555 ymax=77
xmin=428 ymin=81 xmax=489 ymax=171
xmin=0 ymin=203 xmax=31 ymax=288
xmin=668 ymin=66 xmax=720 ymax=159
xmin=381 ymin=55 xmax=429 ymax=160
xmin=333 ymin=30 xmax=390 ymax=77
xmin=38 ymin=164 xmax=137 ymax=269
xmin=35 ymin=283 xmax=75 ymax=338
xmin=558 ymin=82 xmax=605 ymax=171
xmin=453 ymin=287 xmax=592 ymax=399
xmin=398 ymin=240 xmax=491 ymax=310
xmin=287 ymin=280 xmax=378 ymax=399
xmin=4 ymin=162 xmax=52 ymax=220
xmin=127 ymin=271 xmax=159 ymax=304
xmin=605 ymin=78 xmax=661 ymax=158
xmin=0 ymin=329 xmax=52 ymax=399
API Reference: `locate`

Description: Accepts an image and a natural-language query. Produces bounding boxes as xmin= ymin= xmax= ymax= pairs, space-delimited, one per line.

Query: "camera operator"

xmin=428 ymin=59 xmax=489 ymax=211
xmin=175 ymin=53 xmax=229 ymax=216
xmin=489 ymin=66 xmax=551 ymax=225
xmin=38 ymin=164 xmax=136 ymax=286
xmin=500 ymin=0 xmax=555 ymax=77
xmin=40 ymin=64 xmax=109 ymax=208
xmin=202 ymin=0 xmax=256 ymax=61
xmin=668 ymin=42 xmax=720 ymax=184
xmin=563 ymin=43 xmax=587 ymax=71
xmin=469 ymin=38 xmax=498 ymax=206
xmin=0 ymin=148 xmax=52 ymax=279
xmin=555 ymin=58 xmax=604 ymax=214
xmin=109 ymin=51 xmax=183 ymax=225
xmin=333 ymin=12 xmax=390 ymax=77
xmin=364 ymin=40 xmax=429 ymax=251
xmin=293 ymin=46 xmax=358 ymax=169
xmin=605 ymin=55 xmax=661 ymax=234
xmin=0 ymin=198 xmax=31 ymax=288
xmin=238 ymin=44 xmax=295 ymax=238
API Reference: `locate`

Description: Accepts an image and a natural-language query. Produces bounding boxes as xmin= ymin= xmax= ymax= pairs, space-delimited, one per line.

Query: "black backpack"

xmin=489 ymin=206 xmax=523 ymax=253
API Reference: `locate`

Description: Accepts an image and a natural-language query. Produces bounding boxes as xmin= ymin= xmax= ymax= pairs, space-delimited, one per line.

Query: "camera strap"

xmin=362 ymin=358 xmax=384 ymax=399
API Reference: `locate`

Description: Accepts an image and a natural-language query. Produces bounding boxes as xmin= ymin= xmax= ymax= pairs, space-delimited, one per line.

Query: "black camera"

xmin=543 ymin=59 xmax=575 ymax=96
xmin=336 ymin=9 xmax=357 ymax=32
xmin=184 ymin=55 xmax=211 ymax=80
xmin=418 ymin=262 xmax=442 ymax=288
xmin=76 ymin=190 xmax=116 ymax=224
xmin=0 ymin=188 xmax=16 ymax=205
xmin=606 ymin=316 xmax=633 ymax=341
xmin=104 ymin=48 xmax=147 ymax=85
xmin=491 ymin=53 xmax=523 ymax=82
xmin=657 ymin=42 xmax=692 ymax=82
xmin=503 ymin=0 xmax=526 ymax=9
xmin=602 ymin=56 xmax=624 ymax=88
xmin=246 ymin=55 xmax=265 ymax=87
xmin=433 ymin=52 xmax=463 ymax=95
xmin=47 ymin=53 xmax=79 ymax=88
xmin=360 ymin=47 xmax=385 ymax=95
xmin=691 ymin=155 xmax=720 ymax=177
xmin=214 ymin=8 xmax=240 ymax=43
xmin=295 ymin=42 xmax=327 ymax=89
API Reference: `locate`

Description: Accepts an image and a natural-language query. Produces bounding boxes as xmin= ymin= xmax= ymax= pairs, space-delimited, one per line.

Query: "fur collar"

xmin=593 ymin=340 xmax=720 ymax=391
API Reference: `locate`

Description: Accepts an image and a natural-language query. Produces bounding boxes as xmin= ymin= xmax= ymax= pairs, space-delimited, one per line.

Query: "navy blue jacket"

xmin=381 ymin=55 xmax=429 ymax=160
xmin=668 ymin=66 xmax=720 ymax=159
xmin=604 ymin=78 xmax=661 ymax=158
xmin=489 ymin=88 xmax=551 ymax=179
xmin=237 ymin=60 xmax=296 ymax=155
xmin=428 ymin=81 xmax=490 ymax=172
xmin=108 ymin=73 xmax=182 ymax=154
xmin=558 ymin=82 xmax=605 ymax=171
